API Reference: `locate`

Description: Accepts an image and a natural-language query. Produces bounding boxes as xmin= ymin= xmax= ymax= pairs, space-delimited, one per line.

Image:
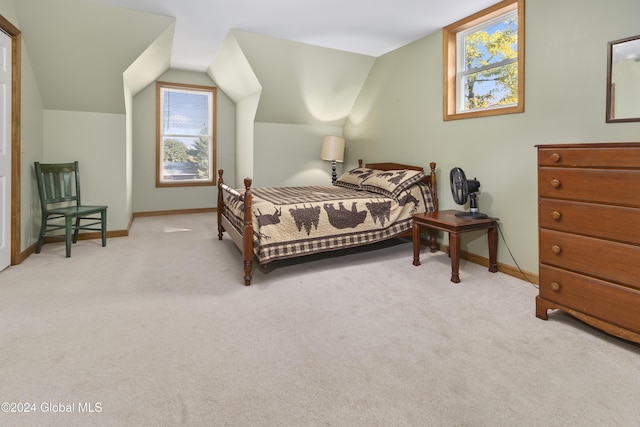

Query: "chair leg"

xmin=65 ymin=216 xmax=73 ymax=258
xmin=35 ymin=216 xmax=46 ymax=254
xmin=101 ymin=210 xmax=107 ymax=247
xmin=73 ymin=217 xmax=81 ymax=243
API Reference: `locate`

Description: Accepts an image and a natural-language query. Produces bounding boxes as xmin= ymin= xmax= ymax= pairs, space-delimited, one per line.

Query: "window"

xmin=443 ymin=0 xmax=524 ymax=120
xmin=156 ymin=82 xmax=216 ymax=187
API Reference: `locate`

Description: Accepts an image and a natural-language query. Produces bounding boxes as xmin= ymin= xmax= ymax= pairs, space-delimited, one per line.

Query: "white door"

xmin=0 ymin=30 xmax=11 ymax=270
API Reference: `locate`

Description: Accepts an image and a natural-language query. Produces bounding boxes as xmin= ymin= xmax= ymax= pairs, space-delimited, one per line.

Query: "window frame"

xmin=155 ymin=81 xmax=217 ymax=188
xmin=443 ymin=0 xmax=524 ymax=121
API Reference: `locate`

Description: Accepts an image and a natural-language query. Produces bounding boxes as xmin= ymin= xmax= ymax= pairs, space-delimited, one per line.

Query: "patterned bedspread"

xmin=222 ymin=182 xmax=435 ymax=264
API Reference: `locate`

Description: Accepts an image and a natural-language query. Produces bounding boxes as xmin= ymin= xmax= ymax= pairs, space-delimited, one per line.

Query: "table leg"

xmin=429 ymin=229 xmax=437 ymax=253
xmin=449 ymin=232 xmax=460 ymax=283
xmin=488 ymin=225 xmax=498 ymax=273
xmin=412 ymin=220 xmax=421 ymax=266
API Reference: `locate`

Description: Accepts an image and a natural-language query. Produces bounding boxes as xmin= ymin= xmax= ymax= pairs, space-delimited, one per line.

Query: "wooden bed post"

xmin=242 ymin=177 xmax=253 ymax=286
xmin=217 ymin=169 xmax=224 ymax=240
xmin=428 ymin=162 xmax=438 ymax=252
xmin=429 ymin=162 xmax=438 ymax=211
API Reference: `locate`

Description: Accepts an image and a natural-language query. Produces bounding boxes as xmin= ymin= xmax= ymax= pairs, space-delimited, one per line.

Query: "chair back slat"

xmin=62 ymin=170 xmax=74 ymax=200
xmin=55 ymin=172 xmax=65 ymax=200
xmin=42 ymin=172 xmax=53 ymax=200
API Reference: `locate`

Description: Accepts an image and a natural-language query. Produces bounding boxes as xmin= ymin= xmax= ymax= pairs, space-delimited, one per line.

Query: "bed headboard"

xmin=357 ymin=159 xmax=438 ymax=211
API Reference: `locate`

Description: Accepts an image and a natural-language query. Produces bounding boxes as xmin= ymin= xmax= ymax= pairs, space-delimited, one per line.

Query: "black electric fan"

xmin=449 ymin=167 xmax=488 ymax=219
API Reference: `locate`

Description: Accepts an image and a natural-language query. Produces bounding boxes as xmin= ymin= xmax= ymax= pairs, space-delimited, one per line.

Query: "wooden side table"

xmin=412 ymin=210 xmax=499 ymax=283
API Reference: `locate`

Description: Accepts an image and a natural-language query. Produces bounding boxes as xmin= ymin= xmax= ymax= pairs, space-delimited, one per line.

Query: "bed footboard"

xmin=217 ymin=170 xmax=254 ymax=285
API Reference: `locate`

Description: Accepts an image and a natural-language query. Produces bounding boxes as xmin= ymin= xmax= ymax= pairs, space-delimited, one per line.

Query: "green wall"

xmin=345 ymin=0 xmax=640 ymax=275
xmin=43 ymin=110 xmax=128 ymax=231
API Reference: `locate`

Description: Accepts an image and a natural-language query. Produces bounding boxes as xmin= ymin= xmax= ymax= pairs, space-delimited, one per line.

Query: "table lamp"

xmin=320 ymin=135 xmax=345 ymax=184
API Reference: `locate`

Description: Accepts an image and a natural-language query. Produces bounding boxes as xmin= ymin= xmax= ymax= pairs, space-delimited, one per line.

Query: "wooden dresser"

xmin=536 ymin=143 xmax=640 ymax=343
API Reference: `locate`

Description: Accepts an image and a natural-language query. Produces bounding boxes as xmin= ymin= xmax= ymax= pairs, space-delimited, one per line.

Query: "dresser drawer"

xmin=539 ymin=264 xmax=640 ymax=334
xmin=539 ymin=229 xmax=640 ymax=289
xmin=539 ymin=199 xmax=640 ymax=245
xmin=538 ymin=167 xmax=640 ymax=207
xmin=538 ymin=145 xmax=640 ymax=167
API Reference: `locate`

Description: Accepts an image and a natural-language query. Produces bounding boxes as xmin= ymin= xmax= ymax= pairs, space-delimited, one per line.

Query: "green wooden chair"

xmin=34 ymin=161 xmax=108 ymax=257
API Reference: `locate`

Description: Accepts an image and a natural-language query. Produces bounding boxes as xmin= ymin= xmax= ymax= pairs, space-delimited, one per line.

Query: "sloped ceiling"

xmin=229 ymin=30 xmax=375 ymax=126
xmin=14 ymin=0 xmax=174 ymax=114
xmin=13 ymin=0 xmax=499 ymax=122
xmin=95 ymin=0 xmax=498 ymax=70
xmin=207 ymin=32 xmax=262 ymax=104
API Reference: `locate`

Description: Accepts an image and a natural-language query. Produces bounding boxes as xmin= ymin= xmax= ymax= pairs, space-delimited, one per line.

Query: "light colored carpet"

xmin=1 ymin=213 xmax=639 ymax=426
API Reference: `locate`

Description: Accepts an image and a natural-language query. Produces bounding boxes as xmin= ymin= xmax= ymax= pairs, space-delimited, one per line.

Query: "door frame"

xmin=0 ymin=16 xmax=21 ymax=265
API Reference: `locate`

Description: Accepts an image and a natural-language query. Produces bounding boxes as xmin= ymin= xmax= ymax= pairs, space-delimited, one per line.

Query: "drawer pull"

xmin=551 ymin=211 xmax=561 ymax=220
xmin=550 ymin=179 xmax=561 ymax=188
xmin=550 ymin=282 xmax=561 ymax=291
xmin=551 ymin=245 xmax=562 ymax=254
xmin=550 ymin=153 xmax=561 ymax=163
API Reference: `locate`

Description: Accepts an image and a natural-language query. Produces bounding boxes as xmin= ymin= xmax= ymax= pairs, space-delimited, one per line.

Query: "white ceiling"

xmin=96 ymin=0 xmax=499 ymax=71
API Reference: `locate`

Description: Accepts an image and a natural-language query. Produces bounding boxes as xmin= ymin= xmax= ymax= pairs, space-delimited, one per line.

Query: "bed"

xmin=217 ymin=160 xmax=438 ymax=285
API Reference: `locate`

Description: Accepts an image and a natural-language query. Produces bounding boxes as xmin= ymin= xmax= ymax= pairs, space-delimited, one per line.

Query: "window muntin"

xmin=443 ymin=0 xmax=524 ymax=120
xmin=156 ymin=82 xmax=216 ymax=187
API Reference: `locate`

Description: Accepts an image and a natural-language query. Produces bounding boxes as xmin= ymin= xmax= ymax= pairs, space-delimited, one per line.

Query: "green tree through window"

xmin=163 ymin=139 xmax=188 ymax=163
xmin=188 ymin=134 xmax=210 ymax=178
xmin=461 ymin=14 xmax=518 ymax=110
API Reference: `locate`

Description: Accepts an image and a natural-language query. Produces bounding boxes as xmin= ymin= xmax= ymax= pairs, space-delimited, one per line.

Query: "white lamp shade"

xmin=320 ymin=135 xmax=345 ymax=162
